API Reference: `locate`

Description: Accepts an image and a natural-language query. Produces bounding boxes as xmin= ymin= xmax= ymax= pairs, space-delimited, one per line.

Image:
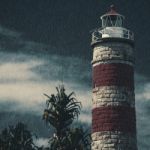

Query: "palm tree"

xmin=43 ymin=86 xmax=81 ymax=136
xmin=0 ymin=122 xmax=37 ymax=150
xmin=43 ymin=86 xmax=91 ymax=150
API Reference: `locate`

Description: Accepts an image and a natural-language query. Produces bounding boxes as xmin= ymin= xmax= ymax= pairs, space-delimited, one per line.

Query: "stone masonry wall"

xmin=92 ymin=41 xmax=137 ymax=150
xmin=92 ymin=131 xmax=137 ymax=150
xmin=92 ymin=86 xmax=135 ymax=108
xmin=92 ymin=42 xmax=134 ymax=65
xmin=92 ymin=63 xmax=134 ymax=90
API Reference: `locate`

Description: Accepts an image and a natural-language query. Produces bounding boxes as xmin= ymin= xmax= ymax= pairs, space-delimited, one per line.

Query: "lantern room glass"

xmin=102 ymin=15 xmax=124 ymax=28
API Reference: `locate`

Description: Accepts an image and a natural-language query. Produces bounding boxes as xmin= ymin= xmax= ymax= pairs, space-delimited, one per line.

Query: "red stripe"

xmin=92 ymin=106 xmax=136 ymax=133
xmin=92 ymin=63 xmax=134 ymax=89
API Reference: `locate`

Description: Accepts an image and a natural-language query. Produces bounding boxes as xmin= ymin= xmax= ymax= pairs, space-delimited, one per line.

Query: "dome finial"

xmin=110 ymin=4 xmax=115 ymax=11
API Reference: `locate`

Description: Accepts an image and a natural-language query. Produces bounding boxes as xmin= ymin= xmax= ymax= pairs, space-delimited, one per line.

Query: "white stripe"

xmin=92 ymin=42 xmax=134 ymax=66
xmin=91 ymin=131 xmax=137 ymax=150
xmin=92 ymin=86 xmax=135 ymax=108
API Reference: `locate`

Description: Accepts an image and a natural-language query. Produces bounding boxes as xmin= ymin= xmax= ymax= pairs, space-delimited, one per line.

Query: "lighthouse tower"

xmin=91 ymin=5 xmax=137 ymax=150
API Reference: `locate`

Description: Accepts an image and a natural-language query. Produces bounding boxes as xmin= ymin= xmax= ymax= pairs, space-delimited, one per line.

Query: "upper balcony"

xmin=91 ymin=27 xmax=134 ymax=45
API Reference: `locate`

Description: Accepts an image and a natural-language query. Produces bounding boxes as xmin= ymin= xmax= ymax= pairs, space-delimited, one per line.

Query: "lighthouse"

xmin=91 ymin=5 xmax=137 ymax=150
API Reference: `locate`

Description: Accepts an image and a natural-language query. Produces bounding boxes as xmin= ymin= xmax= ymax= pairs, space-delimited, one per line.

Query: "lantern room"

xmin=91 ymin=5 xmax=134 ymax=45
xmin=101 ymin=5 xmax=125 ymax=28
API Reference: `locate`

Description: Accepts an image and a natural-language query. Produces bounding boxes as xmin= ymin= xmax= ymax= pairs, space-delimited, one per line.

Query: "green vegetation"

xmin=0 ymin=86 xmax=91 ymax=150
xmin=0 ymin=122 xmax=37 ymax=150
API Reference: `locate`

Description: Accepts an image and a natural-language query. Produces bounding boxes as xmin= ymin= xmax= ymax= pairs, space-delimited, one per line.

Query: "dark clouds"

xmin=0 ymin=27 xmax=92 ymax=144
xmin=0 ymin=0 xmax=150 ymax=76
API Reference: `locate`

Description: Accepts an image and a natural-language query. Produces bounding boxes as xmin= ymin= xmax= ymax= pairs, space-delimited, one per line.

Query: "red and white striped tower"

xmin=91 ymin=5 xmax=138 ymax=150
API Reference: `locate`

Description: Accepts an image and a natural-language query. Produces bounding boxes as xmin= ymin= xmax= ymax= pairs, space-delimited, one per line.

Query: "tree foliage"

xmin=0 ymin=86 xmax=91 ymax=150
xmin=43 ymin=86 xmax=91 ymax=150
xmin=0 ymin=122 xmax=37 ymax=150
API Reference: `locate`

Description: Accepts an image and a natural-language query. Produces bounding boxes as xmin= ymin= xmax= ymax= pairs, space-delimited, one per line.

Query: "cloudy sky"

xmin=0 ymin=0 xmax=150 ymax=149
